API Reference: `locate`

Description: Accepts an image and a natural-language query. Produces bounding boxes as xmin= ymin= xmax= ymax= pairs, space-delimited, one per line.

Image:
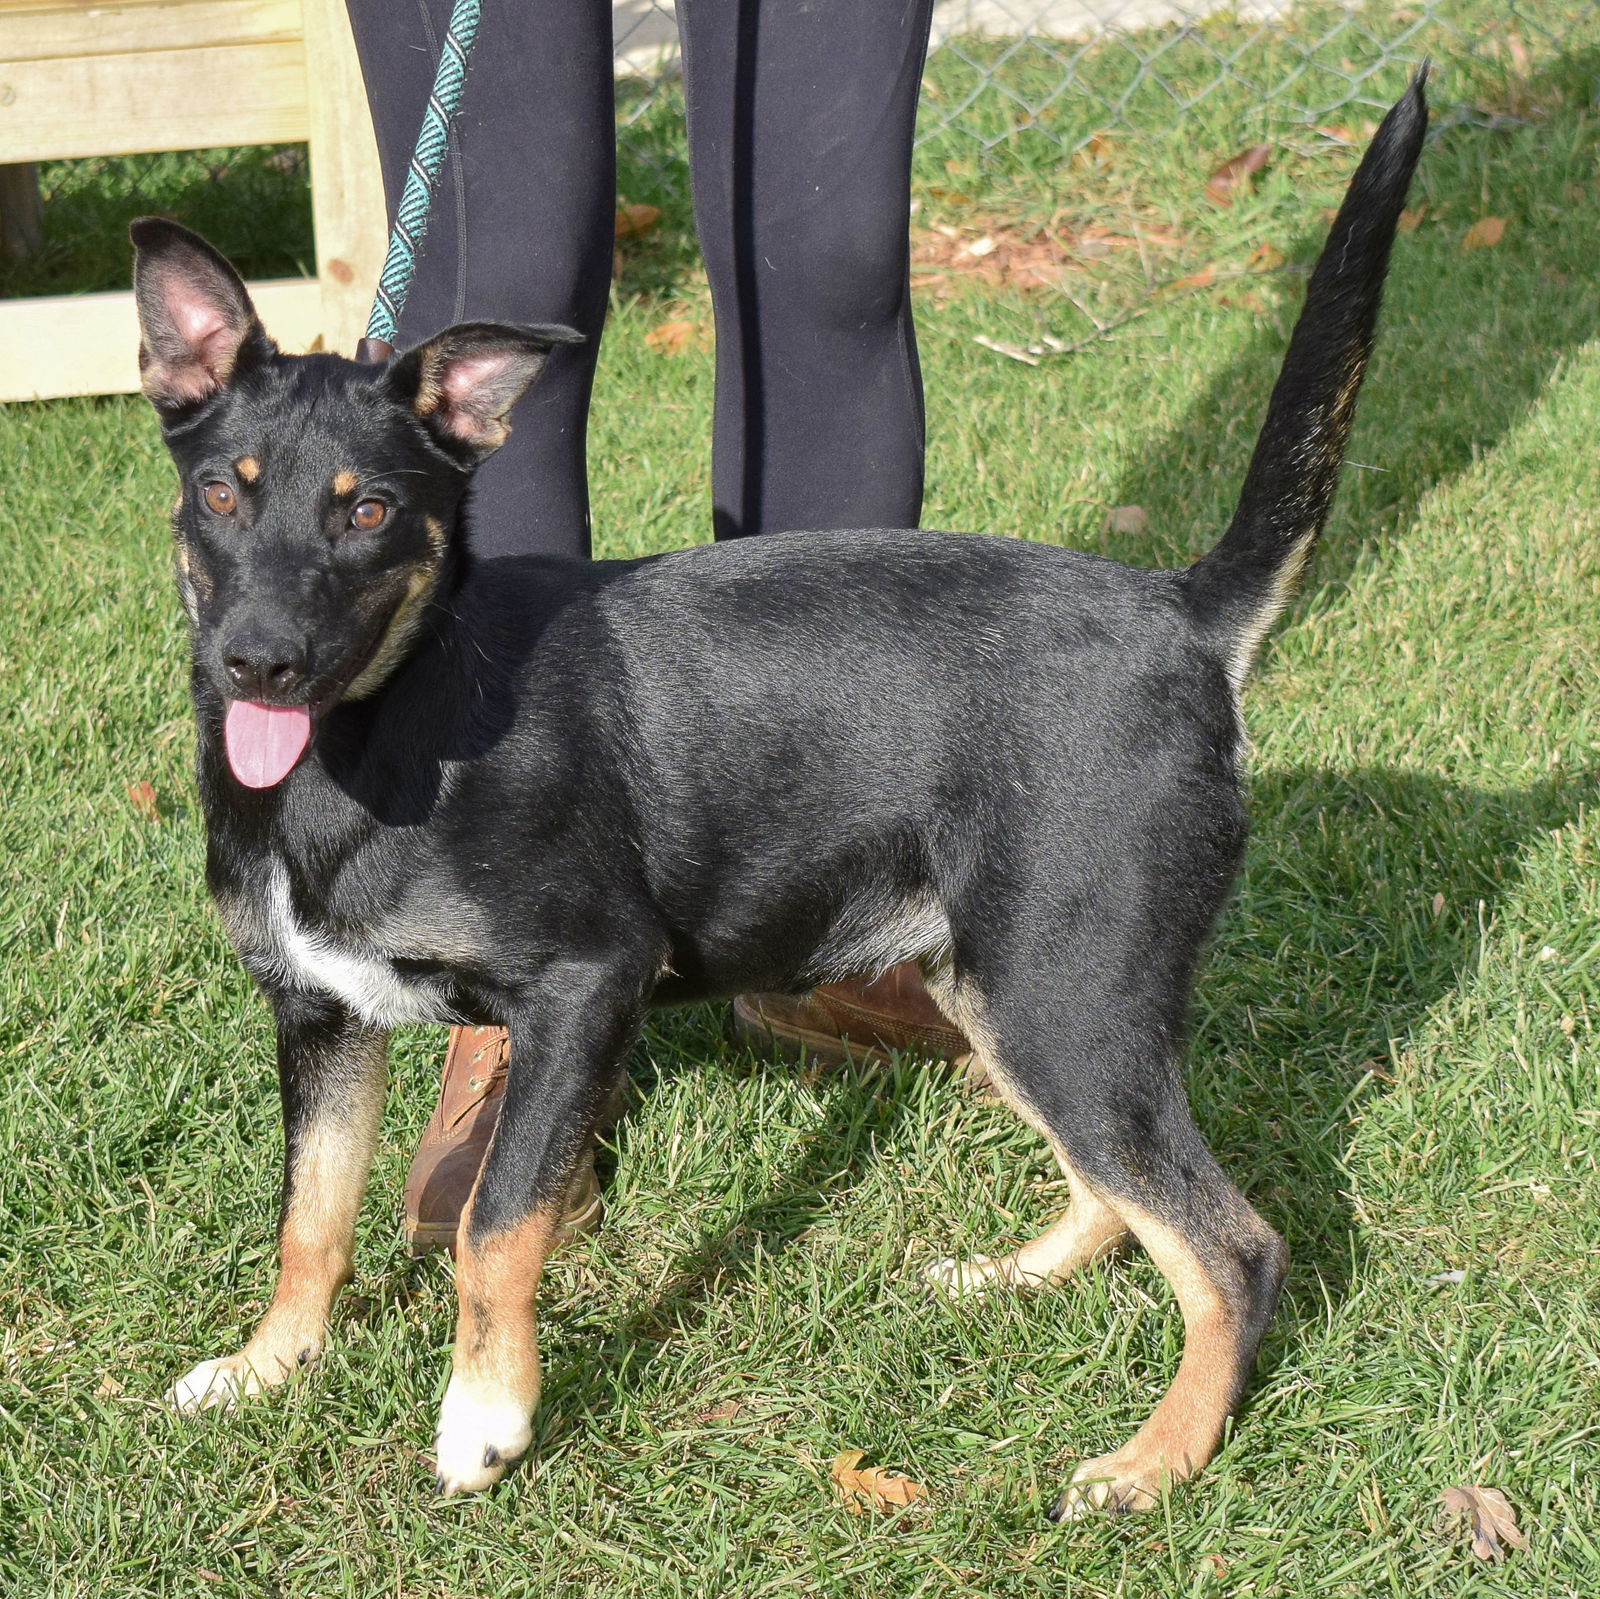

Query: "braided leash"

xmin=355 ymin=0 xmax=483 ymax=364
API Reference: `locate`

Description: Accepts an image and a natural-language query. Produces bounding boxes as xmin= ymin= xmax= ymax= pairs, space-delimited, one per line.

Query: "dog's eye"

xmin=202 ymin=482 xmax=236 ymax=516
xmin=349 ymin=499 xmax=388 ymax=532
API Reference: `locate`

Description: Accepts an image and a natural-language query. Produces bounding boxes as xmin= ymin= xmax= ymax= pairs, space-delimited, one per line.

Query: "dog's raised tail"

xmin=1183 ymin=69 xmax=1427 ymax=684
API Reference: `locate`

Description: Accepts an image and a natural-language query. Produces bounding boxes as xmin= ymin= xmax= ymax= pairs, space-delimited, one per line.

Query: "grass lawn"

xmin=4 ymin=14 xmax=1600 ymax=1598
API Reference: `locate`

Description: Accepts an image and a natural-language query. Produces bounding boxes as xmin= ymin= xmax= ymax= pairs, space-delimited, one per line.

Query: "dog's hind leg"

xmin=920 ymin=964 xmax=1128 ymax=1298
xmin=942 ymin=962 xmax=1285 ymax=1518
xmin=925 ymin=1139 xmax=1127 ymax=1297
xmin=433 ymin=956 xmax=652 ymax=1496
xmin=168 ymin=995 xmax=388 ymax=1411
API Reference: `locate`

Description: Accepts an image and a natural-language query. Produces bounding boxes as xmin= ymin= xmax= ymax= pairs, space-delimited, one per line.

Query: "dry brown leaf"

xmin=94 ymin=1374 xmax=124 ymax=1398
xmin=912 ymin=220 xmax=1075 ymax=292
xmin=1175 ymin=266 xmax=1217 ymax=290
xmin=615 ymin=202 xmax=661 ymax=240
xmin=1462 ymin=217 xmax=1507 ymax=251
xmin=644 ymin=319 xmax=698 ymax=355
xmin=1398 ymin=205 xmax=1428 ymax=234
xmin=127 ymin=780 xmax=159 ymax=822
xmin=1205 ymin=143 xmax=1272 ymax=207
xmin=830 ymin=1449 xmax=927 ymax=1514
xmin=1104 ymin=505 xmax=1149 ymax=536
xmin=1439 ymin=1485 xmax=1526 ymax=1563
xmin=1248 ymin=241 xmax=1285 ymax=272
xmin=1073 ymin=132 xmax=1116 ymax=170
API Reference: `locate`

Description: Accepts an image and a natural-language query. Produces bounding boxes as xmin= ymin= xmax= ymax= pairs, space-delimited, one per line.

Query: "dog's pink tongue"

xmin=224 ymin=700 xmax=312 ymax=789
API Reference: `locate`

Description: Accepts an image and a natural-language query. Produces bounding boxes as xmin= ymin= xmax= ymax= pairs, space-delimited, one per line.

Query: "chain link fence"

xmin=614 ymin=0 xmax=1600 ymax=152
xmin=5 ymin=0 xmax=1598 ymax=298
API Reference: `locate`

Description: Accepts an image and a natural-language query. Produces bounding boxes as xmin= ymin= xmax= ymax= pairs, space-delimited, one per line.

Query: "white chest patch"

xmin=263 ymin=864 xmax=450 ymax=1028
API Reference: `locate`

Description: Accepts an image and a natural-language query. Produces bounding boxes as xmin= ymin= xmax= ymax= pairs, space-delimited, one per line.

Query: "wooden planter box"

xmin=0 ymin=0 xmax=384 ymax=400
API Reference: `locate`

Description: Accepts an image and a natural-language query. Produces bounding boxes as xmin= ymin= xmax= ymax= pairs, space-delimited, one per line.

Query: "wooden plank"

xmin=0 ymin=279 xmax=325 ymax=400
xmin=0 ymin=1 xmax=301 ymax=63
xmin=300 ymin=0 xmax=385 ymax=355
xmin=0 ymin=42 xmax=309 ymax=163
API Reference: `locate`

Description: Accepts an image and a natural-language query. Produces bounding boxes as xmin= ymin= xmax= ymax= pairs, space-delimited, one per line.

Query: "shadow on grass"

xmin=1195 ymin=761 xmax=1596 ymax=1387
xmin=539 ymin=1023 xmax=924 ymax=1426
xmin=1097 ymin=48 xmax=1600 ymax=594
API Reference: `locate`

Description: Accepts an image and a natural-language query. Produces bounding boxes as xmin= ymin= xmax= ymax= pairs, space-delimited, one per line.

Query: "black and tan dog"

xmin=135 ymin=78 xmax=1425 ymax=1514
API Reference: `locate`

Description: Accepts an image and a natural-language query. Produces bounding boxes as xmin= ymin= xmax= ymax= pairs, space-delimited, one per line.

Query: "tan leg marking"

xmin=167 ymin=1041 xmax=386 ymax=1412
xmin=927 ymin=1135 xmax=1127 ymax=1297
xmin=434 ymin=1201 xmax=561 ymax=1494
xmin=924 ymin=975 xmax=1266 ymax=1516
xmin=1056 ymin=1202 xmax=1246 ymax=1517
xmin=921 ymin=975 xmax=1131 ymax=1297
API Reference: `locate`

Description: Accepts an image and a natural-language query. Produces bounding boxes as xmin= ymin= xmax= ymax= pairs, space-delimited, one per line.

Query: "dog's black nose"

xmin=222 ymin=634 xmax=307 ymax=700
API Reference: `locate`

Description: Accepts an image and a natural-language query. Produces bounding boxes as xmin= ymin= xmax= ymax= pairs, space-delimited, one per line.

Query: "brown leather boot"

xmin=733 ymin=961 xmax=991 ymax=1089
xmin=403 ymin=1025 xmax=605 ymax=1257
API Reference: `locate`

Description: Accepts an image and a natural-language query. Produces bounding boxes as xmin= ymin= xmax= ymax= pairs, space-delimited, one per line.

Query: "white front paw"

xmin=166 ymin=1356 xmax=260 ymax=1413
xmin=433 ymin=1375 xmax=533 ymax=1496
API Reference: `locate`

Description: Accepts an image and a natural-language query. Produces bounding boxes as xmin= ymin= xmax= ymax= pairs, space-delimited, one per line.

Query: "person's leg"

xmin=679 ymin=0 xmax=956 ymax=1058
xmin=676 ymin=0 xmax=934 ymax=539
xmin=346 ymin=0 xmax=616 ymax=560
xmin=346 ymin=0 xmax=616 ymax=1253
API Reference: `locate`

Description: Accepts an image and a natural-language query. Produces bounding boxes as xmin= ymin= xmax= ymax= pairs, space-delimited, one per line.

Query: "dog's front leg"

xmin=168 ymin=992 xmax=388 ymax=1411
xmin=433 ymin=959 xmax=645 ymax=1495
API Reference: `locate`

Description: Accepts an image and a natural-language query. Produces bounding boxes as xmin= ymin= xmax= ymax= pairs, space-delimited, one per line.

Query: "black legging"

xmin=346 ymin=0 xmax=933 ymax=559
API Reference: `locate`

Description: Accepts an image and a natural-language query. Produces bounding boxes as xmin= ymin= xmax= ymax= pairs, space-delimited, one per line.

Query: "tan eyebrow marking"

xmin=331 ymin=470 xmax=359 ymax=497
xmin=235 ymin=457 xmax=261 ymax=482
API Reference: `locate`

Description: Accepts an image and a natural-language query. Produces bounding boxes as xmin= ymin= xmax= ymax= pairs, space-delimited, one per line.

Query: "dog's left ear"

xmin=130 ymin=217 xmax=274 ymax=414
xmin=388 ymin=322 xmax=584 ymax=463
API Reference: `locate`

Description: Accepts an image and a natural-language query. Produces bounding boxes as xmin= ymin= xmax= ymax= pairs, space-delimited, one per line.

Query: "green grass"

xmin=0 ymin=148 xmax=314 ymax=299
xmin=5 ymin=14 xmax=1600 ymax=1598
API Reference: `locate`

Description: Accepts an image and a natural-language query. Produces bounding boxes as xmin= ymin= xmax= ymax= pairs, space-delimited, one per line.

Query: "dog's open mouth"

xmin=224 ymin=700 xmax=313 ymax=789
xmin=221 ymin=593 xmax=412 ymax=789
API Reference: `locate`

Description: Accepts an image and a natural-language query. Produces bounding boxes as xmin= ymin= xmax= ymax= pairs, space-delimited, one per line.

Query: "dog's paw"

xmin=1047 ymin=1450 xmax=1165 ymax=1521
xmin=925 ymin=1252 xmax=1040 ymax=1300
xmin=925 ymin=1254 xmax=994 ymax=1299
xmin=433 ymin=1376 xmax=533 ymax=1496
xmin=165 ymin=1355 xmax=262 ymax=1413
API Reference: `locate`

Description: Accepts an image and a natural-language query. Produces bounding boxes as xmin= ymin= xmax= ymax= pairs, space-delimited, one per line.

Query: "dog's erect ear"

xmin=387 ymin=322 xmax=584 ymax=462
xmin=130 ymin=217 xmax=273 ymax=413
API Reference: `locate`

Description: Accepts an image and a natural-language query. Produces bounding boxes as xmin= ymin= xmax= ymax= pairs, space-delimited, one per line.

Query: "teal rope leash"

xmin=356 ymin=0 xmax=482 ymax=363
